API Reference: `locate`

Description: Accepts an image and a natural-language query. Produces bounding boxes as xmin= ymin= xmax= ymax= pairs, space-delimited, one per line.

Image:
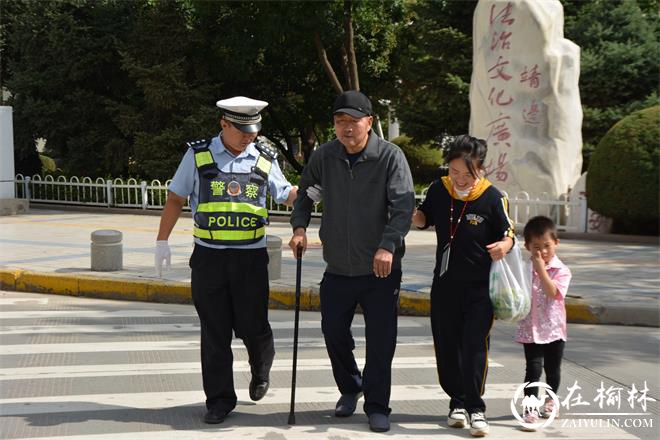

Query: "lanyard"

xmin=449 ymin=197 xmax=469 ymax=245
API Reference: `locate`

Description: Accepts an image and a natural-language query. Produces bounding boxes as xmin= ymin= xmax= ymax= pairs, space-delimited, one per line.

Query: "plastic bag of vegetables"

xmin=489 ymin=243 xmax=531 ymax=322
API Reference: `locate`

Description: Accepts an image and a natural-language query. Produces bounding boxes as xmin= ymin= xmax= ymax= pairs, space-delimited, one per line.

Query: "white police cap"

xmin=216 ymin=96 xmax=269 ymax=133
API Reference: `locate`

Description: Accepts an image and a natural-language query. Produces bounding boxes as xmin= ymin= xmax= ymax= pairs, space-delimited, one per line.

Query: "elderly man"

xmin=288 ymin=90 xmax=415 ymax=432
xmin=155 ymin=96 xmax=297 ymax=424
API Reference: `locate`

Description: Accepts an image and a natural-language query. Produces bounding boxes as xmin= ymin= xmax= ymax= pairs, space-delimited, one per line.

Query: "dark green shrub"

xmin=393 ymin=135 xmax=444 ymax=185
xmin=587 ymin=106 xmax=659 ymax=234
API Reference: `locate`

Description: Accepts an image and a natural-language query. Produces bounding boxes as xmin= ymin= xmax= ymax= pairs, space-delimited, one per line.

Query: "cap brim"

xmin=333 ymin=108 xmax=370 ymax=118
xmin=233 ymin=122 xmax=261 ymax=133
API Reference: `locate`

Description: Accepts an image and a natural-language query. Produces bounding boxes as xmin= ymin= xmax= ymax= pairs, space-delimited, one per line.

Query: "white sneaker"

xmin=469 ymin=412 xmax=489 ymax=437
xmin=447 ymin=408 xmax=468 ymax=428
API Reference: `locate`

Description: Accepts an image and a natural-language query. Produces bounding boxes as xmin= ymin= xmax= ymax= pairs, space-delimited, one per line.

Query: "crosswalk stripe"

xmin=0 ymin=383 xmax=522 ymax=416
xmin=0 ymin=310 xmax=422 ymax=328
xmin=9 ymin=423 xmax=640 ymax=440
xmin=0 ymin=323 xmax=206 ymax=335
xmin=0 ymin=310 xmax=197 ymax=319
xmin=0 ymin=297 xmax=50 ymax=305
xmin=0 ymin=336 xmax=437 ymax=355
xmin=0 ymin=319 xmax=423 ymax=335
xmin=0 ymin=357 xmax=503 ymax=381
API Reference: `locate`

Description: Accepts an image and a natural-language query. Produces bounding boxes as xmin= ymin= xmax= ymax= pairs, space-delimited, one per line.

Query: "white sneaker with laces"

xmin=469 ymin=412 xmax=489 ymax=437
xmin=447 ymin=408 xmax=468 ymax=428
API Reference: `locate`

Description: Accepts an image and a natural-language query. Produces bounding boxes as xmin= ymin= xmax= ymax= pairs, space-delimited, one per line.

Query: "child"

xmin=515 ymin=216 xmax=572 ymax=430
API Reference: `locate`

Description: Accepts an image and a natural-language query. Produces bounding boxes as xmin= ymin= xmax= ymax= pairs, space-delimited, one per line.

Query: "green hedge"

xmin=587 ymin=106 xmax=659 ymax=234
xmin=393 ymin=135 xmax=444 ymax=185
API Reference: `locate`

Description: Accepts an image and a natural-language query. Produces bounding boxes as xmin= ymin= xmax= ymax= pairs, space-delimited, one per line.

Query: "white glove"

xmin=155 ymin=240 xmax=171 ymax=278
xmin=306 ymin=184 xmax=323 ymax=203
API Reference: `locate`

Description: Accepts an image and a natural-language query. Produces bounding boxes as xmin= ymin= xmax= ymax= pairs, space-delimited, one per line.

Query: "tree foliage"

xmin=2 ymin=0 xmax=657 ymax=181
xmin=2 ymin=0 xmax=405 ymax=180
xmin=390 ymin=0 xmax=476 ymax=144
xmin=563 ymin=0 xmax=659 ymax=170
xmin=2 ymin=0 xmax=136 ymax=177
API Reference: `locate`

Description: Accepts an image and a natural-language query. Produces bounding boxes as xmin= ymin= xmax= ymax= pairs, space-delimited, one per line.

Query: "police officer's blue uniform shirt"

xmin=168 ymin=133 xmax=292 ymax=249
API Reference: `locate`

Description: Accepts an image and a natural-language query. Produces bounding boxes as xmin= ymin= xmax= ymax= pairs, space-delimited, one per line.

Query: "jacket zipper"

xmin=346 ymin=158 xmax=353 ymax=275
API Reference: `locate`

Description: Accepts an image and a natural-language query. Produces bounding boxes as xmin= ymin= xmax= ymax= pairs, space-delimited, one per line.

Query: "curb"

xmin=1 ymin=268 xmax=657 ymax=327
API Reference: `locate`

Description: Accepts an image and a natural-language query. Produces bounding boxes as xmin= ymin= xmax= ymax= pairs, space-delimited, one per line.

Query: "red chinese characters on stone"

xmin=489 ymin=2 xmax=515 ymax=26
xmin=490 ymin=30 xmax=512 ymax=51
xmin=520 ymin=64 xmax=541 ymax=88
xmin=486 ymin=113 xmax=512 ymax=147
xmin=484 ymin=152 xmax=509 ymax=182
xmin=488 ymin=87 xmax=514 ymax=106
xmin=523 ymin=100 xmax=541 ymax=125
xmin=488 ymin=56 xmax=512 ymax=81
xmin=495 ymin=153 xmax=508 ymax=181
xmin=484 ymin=0 xmax=516 ymax=183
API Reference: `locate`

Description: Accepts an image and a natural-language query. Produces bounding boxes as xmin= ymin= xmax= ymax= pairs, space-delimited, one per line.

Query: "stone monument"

xmin=470 ymin=0 xmax=582 ymax=198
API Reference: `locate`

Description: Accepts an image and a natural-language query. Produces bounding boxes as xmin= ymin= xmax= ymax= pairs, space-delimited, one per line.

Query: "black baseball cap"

xmin=332 ymin=90 xmax=373 ymax=118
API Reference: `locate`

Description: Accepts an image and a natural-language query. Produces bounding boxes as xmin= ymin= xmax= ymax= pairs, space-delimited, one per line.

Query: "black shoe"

xmin=368 ymin=413 xmax=391 ymax=433
xmin=334 ymin=391 xmax=363 ymax=417
xmin=249 ymin=377 xmax=269 ymax=401
xmin=203 ymin=407 xmax=228 ymax=424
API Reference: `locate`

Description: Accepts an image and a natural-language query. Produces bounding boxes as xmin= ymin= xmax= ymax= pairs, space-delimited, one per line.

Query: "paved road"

xmin=1 ymin=290 xmax=658 ymax=439
xmin=1 ymin=208 xmax=659 ymax=325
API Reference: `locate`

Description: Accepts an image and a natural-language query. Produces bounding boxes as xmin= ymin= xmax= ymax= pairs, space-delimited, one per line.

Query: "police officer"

xmin=154 ymin=96 xmax=297 ymax=424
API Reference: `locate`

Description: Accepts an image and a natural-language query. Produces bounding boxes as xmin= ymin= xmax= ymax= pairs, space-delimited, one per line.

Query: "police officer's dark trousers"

xmin=319 ymin=270 xmax=401 ymax=416
xmin=190 ymin=244 xmax=275 ymax=413
xmin=430 ymin=274 xmax=494 ymax=414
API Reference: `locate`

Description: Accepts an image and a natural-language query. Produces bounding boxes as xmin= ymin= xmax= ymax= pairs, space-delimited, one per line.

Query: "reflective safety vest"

xmin=188 ymin=139 xmax=277 ymax=246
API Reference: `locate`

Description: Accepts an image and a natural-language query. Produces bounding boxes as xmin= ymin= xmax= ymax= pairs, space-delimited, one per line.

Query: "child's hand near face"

xmin=531 ymin=250 xmax=545 ymax=273
xmin=529 ymin=249 xmax=559 ymax=298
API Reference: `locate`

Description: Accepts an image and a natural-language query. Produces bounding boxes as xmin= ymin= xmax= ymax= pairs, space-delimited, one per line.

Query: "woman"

xmin=412 ymin=135 xmax=514 ymax=437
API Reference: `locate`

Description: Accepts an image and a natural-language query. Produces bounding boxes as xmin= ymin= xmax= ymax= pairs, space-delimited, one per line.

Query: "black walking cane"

xmin=288 ymin=244 xmax=303 ymax=425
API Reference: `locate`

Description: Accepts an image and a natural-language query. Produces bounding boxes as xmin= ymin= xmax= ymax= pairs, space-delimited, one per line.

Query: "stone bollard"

xmin=266 ymin=235 xmax=282 ymax=280
xmin=91 ymin=230 xmax=123 ymax=271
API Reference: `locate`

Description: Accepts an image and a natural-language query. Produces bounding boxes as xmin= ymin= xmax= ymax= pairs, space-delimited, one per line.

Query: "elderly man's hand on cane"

xmin=289 ymin=228 xmax=307 ymax=258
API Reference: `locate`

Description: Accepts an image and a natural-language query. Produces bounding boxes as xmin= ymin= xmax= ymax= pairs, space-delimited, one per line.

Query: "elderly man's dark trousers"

xmin=190 ymin=244 xmax=275 ymax=413
xmin=430 ymin=275 xmax=494 ymax=414
xmin=320 ymin=270 xmax=401 ymax=416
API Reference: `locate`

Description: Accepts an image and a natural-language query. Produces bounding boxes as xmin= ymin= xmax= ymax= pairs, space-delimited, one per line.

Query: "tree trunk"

xmin=313 ymin=32 xmax=344 ymax=94
xmin=340 ymin=45 xmax=353 ymax=90
xmin=264 ymin=108 xmax=304 ymax=173
xmin=343 ymin=0 xmax=359 ymax=91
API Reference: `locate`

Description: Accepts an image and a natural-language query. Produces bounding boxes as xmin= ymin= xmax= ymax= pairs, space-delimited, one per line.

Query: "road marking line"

xmin=0 ymin=357 xmax=502 ymax=380
xmin=10 ymin=423 xmax=641 ymax=440
xmin=0 ymin=310 xmax=196 ymax=319
xmin=0 ymin=320 xmax=422 ymax=334
xmin=0 ymin=336 xmax=438 ymax=355
xmin=0 ymin=298 xmax=50 ymax=305
xmin=0 ymin=383 xmax=522 ymax=416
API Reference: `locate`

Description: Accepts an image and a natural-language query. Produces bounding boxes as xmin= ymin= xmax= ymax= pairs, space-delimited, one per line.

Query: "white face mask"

xmin=454 ymin=186 xmax=471 ymax=199
xmin=454 ymin=177 xmax=479 ymax=199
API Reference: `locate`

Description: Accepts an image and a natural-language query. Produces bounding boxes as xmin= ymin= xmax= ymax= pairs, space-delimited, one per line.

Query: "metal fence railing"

xmin=15 ymin=174 xmax=587 ymax=231
xmin=14 ymin=174 xmax=318 ymax=216
xmin=501 ymin=190 xmax=587 ymax=233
